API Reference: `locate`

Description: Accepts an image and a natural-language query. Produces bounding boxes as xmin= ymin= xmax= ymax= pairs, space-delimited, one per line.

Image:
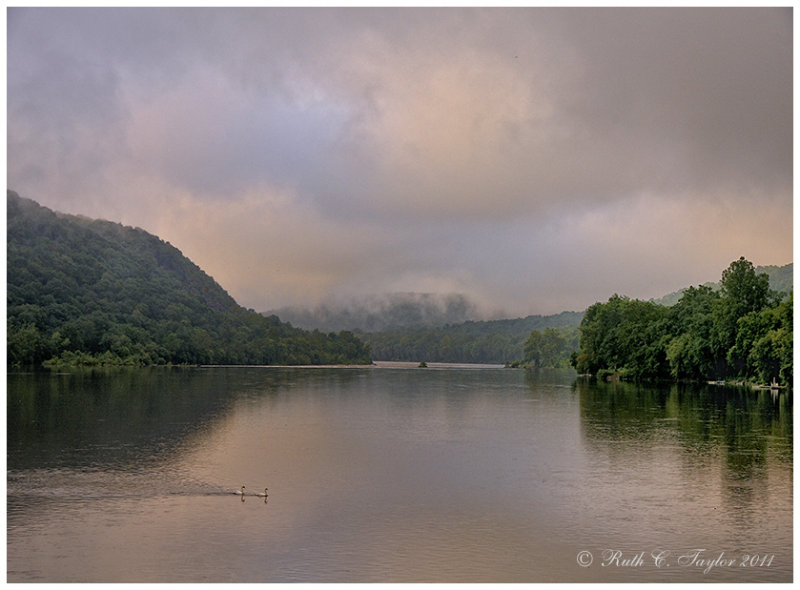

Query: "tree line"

xmin=7 ymin=192 xmax=372 ymax=367
xmin=570 ymin=257 xmax=792 ymax=385
xmin=506 ymin=326 xmax=580 ymax=368
xmin=360 ymin=311 xmax=583 ymax=364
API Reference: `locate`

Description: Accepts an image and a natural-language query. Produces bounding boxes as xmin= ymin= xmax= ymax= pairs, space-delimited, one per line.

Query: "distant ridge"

xmin=7 ymin=190 xmax=371 ymax=367
xmin=267 ymin=263 xmax=791 ymax=364
xmin=361 ymin=311 xmax=584 ymax=364
xmin=268 ymin=292 xmax=480 ymax=332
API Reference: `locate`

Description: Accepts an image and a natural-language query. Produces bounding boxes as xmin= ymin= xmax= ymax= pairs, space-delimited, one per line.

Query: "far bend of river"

xmin=7 ymin=364 xmax=792 ymax=582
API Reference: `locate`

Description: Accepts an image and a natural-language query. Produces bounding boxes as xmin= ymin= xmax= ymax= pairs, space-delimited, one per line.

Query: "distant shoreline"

xmin=198 ymin=361 xmax=507 ymax=370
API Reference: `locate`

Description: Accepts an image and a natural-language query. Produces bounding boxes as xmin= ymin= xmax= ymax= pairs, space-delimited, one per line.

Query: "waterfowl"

xmin=233 ymin=485 xmax=246 ymax=495
xmin=255 ymin=488 xmax=269 ymax=497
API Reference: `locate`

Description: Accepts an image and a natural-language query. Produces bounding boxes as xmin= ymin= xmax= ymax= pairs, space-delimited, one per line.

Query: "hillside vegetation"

xmin=7 ymin=191 xmax=371 ymax=367
xmin=573 ymin=257 xmax=792 ymax=386
xmin=361 ymin=311 xmax=583 ymax=364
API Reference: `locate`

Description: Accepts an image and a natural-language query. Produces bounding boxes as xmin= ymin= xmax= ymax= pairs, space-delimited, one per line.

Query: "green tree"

xmin=572 ymin=295 xmax=669 ymax=379
xmin=665 ymin=285 xmax=724 ymax=380
xmin=524 ymin=328 xmax=569 ymax=367
xmin=730 ymin=292 xmax=793 ymax=385
xmin=717 ymin=257 xmax=774 ymax=375
xmin=523 ymin=330 xmax=544 ymax=366
xmin=7 ymin=323 xmax=50 ymax=367
xmin=720 ymin=256 xmax=772 ymax=316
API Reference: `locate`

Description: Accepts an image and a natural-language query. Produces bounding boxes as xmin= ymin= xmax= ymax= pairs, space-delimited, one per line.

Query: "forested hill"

xmin=361 ymin=311 xmax=583 ymax=364
xmin=268 ymin=292 xmax=478 ymax=332
xmin=7 ymin=191 xmax=371 ymax=367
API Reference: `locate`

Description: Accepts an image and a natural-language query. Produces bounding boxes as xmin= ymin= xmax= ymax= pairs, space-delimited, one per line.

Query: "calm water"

xmin=7 ymin=364 xmax=792 ymax=582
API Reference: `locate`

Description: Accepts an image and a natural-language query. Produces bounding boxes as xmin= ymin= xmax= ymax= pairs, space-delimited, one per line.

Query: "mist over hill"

xmin=271 ymin=262 xmax=792 ymax=365
xmin=270 ymin=262 xmax=792 ymax=337
xmin=268 ymin=293 xmax=480 ymax=332
xmin=267 ymin=293 xmax=585 ymax=364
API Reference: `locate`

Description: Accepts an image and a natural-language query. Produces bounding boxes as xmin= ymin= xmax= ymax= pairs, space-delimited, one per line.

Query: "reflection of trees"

xmin=577 ymin=379 xmax=791 ymax=464
xmin=7 ymin=367 xmax=367 ymax=471
xmin=522 ymin=367 xmax=579 ymax=388
xmin=577 ymin=379 xmax=792 ymax=513
xmin=577 ymin=379 xmax=792 ymax=538
xmin=576 ymin=379 xmax=672 ymax=441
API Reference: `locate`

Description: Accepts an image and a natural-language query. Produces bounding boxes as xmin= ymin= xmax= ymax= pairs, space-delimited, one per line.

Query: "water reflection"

xmin=9 ymin=367 xmax=239 ymax=470
xmin=576 ymin=379 xmax=792 ymax=468
xmin=7 ymin=367 xmax=793 ymax=582
xmin=7 ymin=367 xmax=372 ymax=471
xmin=575 ymin=377 xmax=792 ymax=574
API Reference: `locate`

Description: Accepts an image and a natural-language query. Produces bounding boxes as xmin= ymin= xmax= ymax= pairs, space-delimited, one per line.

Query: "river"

xmin=7 ymin=363 xmax=792 ymax=582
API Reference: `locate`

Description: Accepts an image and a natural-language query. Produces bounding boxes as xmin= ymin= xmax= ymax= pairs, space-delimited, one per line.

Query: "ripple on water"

xmin=7 ymin=467 xmax=234 ymax=500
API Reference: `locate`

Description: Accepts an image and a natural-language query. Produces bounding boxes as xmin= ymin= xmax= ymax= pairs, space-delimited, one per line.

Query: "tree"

xmin=720 ymin=256 xmax=772 ymax=316
xmin=730 ymin=292 xmax=793 ymax=384
xmin=7 ymin=323 xmax=50 ymax=367
xmin=718 ymin=257 xmax=774 ymax=376
xmin=665 ymin=285 xmax=724 ymax=380
xmin=523 ymin=328 xmax=571 ymax=367
xmin=523 ymin=330 xmax=544 ymax=366
xmin=572 ymin=295 xmax=669 ymax=378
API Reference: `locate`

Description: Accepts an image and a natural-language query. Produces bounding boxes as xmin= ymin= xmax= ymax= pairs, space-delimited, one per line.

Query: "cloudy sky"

xmin=7 ymin=7 xmax=793 ymax=317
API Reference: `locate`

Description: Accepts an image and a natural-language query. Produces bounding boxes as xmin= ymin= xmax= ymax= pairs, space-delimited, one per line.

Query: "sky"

xmin=6 ymin=7 xmax=794 ymax=317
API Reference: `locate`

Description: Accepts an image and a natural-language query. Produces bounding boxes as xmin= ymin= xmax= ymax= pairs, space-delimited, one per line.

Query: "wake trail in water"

xmin=7 ymin=469 xmax=240 ymax=500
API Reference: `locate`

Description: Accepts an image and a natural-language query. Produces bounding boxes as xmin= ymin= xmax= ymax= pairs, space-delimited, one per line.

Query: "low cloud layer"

xmin=7 ymin=7 xmax=793 ymax=316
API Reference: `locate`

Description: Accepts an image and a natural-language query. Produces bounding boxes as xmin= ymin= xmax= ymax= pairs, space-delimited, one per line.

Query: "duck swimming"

xmin=233 ymin=485 xmax=246 ymax=495
xmin=255 ymin=488 xmax=269 ymax=497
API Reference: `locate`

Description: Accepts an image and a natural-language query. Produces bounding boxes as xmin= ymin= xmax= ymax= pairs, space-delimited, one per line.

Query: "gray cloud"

xmin=7 ymin=7 xmax=793 ymax=316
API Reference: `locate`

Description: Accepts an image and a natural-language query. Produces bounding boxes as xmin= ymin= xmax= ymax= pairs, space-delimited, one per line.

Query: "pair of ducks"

xmin=233 ymin=485 xmax=268 ymax=497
